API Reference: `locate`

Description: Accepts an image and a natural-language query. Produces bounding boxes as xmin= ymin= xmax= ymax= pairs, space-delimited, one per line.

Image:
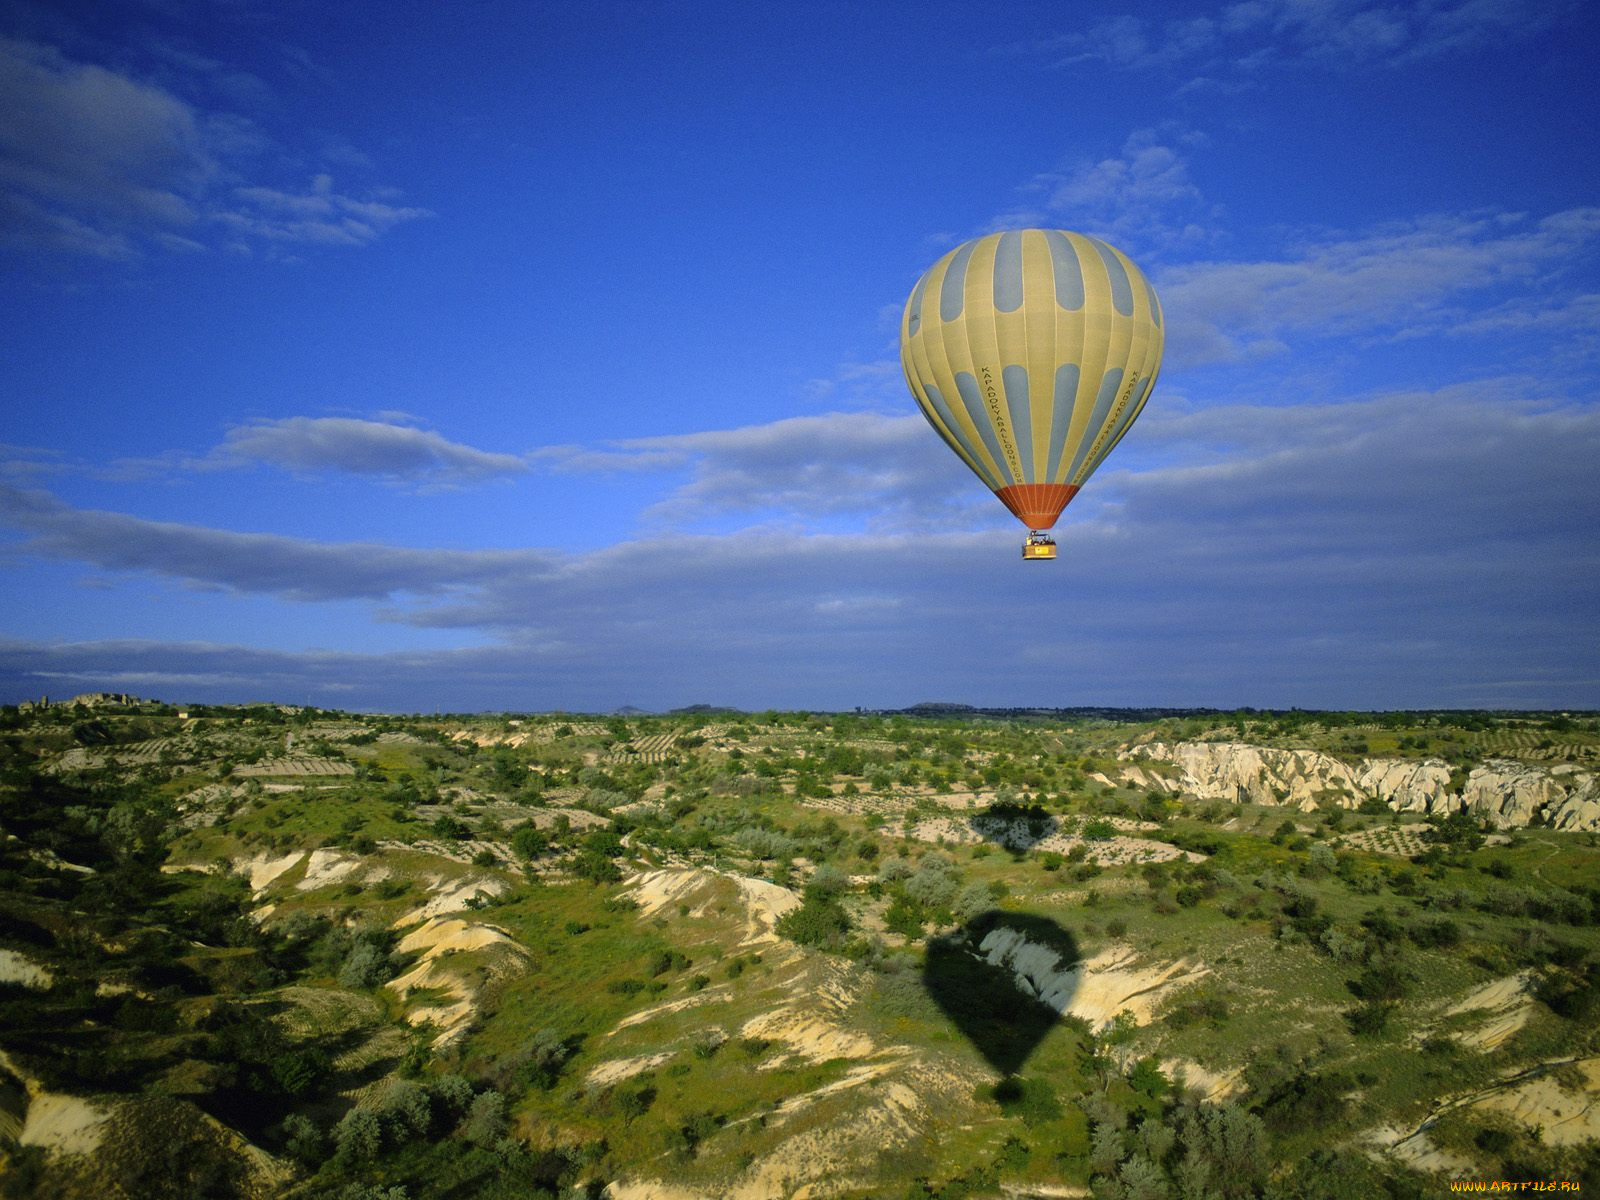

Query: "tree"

xmin=460 ymin=1090 xmax=508 ymax=1147
xmin=511 ymin=823 xmax=550 ymax=860
xmin=333 ymin=1108 xmax=382 ymax=1164
xmin=777 ymin=895 xmax=851 ymax=949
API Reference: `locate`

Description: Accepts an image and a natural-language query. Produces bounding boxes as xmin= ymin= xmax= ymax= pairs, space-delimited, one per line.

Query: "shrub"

xmin=777 ymin=896 xmax=851 ymax=949
xmin=460 ymin=1090 xmax=508 ymax=1147
xmin=806 ymin=863 xmax=849 ymax=899
xmin=616 ymin=1084 xmax=656 ymax=1122
xmin=337 ymin=940 xmax=392 ymax=989
xmin=885 ymin=896 xmax=924 ymax=939
xmin=952 ymin=881 xmax=994 ymax=924
xmin=904 ymin=854 xmax=960 ymax=908
xmin=333 ymin=1107 xmax=382 ymax=1164
xmin=511 ymin=824 xmax=550 ymax=859
xmin=572 ymin=850 xmax=622 ymax=884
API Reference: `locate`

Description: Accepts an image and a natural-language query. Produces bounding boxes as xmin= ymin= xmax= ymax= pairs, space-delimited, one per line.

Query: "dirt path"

xmin=1377 ymin=1055 xmax=1596 ymax=1156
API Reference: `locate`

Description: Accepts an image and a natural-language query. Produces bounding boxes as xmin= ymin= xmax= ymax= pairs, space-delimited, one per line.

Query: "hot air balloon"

xmin=899 ymin=229 xmax=1164 ymax=560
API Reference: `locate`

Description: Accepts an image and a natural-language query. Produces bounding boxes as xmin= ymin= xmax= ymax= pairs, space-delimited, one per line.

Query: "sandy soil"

xmin=394 ymin=875 xmax=507 ymax=926
xmin=605 ymin=1183 xmax=710 ymax=1200
xmin=626 ymin=867 xmax=799 ymax=947
xmin=236 ymin=851 xmax=304 ymax=893
xmin=1369 ymin=1123 xmax=1476 ymax=1175
xmin=385 ymin=916 xmax=529 ymax=1043
xmin=1162 ymin=1057 xmax=1243 ymax=1101
xmin=738 ymin=1007 xmax=877 ymax=1066
xmin=1471 ymin=1057 xmax=1600 ymax=1146
xmin=296 ymin=848 xmax=382 ymax=891
xmin=978 ymin=931 xmax=1208 ymax=1029
xmin=0 ymin=948 xmax=52 ymax=989
xmin=585 ymin=1051 xmax=677 ymax=1088
xmin=20 ymin=1093 xmax=110 ymax=1155
xmin=1436 ymin=973 xmax=1534 ymax=1051
xmin=611 ymin=990 xmax=729 ymax=1033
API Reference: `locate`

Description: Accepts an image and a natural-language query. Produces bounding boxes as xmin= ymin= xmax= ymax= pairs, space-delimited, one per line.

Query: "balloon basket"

xmin=1022 ymin=532 xmax=1057 ymax=561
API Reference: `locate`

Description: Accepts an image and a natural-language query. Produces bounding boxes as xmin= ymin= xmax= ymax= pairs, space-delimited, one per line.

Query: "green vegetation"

xmin=1 ymin=700 xmax=1597 ymax=1197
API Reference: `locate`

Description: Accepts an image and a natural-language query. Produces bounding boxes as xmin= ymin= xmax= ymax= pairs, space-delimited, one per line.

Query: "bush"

xmin=333 ymin=1107 xmax=383 ymax=1164
xmin=337 ymin=940 xmax=393 ymax=989
xmin=952 ymin=881 xmax=994 ymax=923
xmin=777 ymin=896 xmax=851 ymax=949
xmin=572 ymin=850 xmax=622 ymax=884
xmin=460 ymin=1090 xmax=508 ymax=1147
xmin=511 ymin=824 xmax=550 ymax=859
xmin=885 ymin=896 xmax=924 ymax=939
xmin=904 ymin=854 xmax=959 ymax=908
xmin=805 ymin=863 xmax=849 ymax=899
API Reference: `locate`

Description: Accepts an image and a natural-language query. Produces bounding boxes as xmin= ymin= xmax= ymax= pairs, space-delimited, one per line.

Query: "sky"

xmin=1 ymin=0 xmax=1597 ymax=713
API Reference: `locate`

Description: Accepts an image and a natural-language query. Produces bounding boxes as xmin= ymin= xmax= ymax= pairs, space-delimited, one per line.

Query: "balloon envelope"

xmin=899 ymin=229 xmax=1164 ymax=530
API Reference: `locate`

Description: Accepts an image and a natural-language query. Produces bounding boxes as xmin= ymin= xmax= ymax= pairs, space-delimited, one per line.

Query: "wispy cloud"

xmin=536 ymin=412 xmax=990 ymax=532
xmin=208 ymin=416 xmax=527 ymax=485
xmin=3 ymin=386 xmax=1596 ymax=709
xmin=988 ymin=127 xmax=1221 ymax=256
xmin=1157 ymin=208 xmax=1600 ymax=366
xmin=0 ymin=35 xmax=426 ymax=260
xmin=0 ymin=484 xmax=545 ymax=603
xmin=1016 ymin=0 xmax=1567 ymax=75
xmin=217 ymin=174 xmax=429 ymax=247
xmin=105 ymin=416 xmax=528 ymax=489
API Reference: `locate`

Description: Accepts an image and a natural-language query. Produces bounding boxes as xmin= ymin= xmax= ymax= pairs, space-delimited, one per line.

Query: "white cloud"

xmin=217 ymin=174 xmax=429 ymax=245
xmin=0 ymin=36 xmax=426 ymax=259
xmin=2 ymin=386 xmax=1596 ymax=710
xmin=210 ymin=417 xmax=527 ymax=484
xmin=988 ymin=128 xmax=1221 ymax=257
xmin=1038 ymin=0 xmax=1565 ymax=73
xmin=536 ymin=411 xmax=991 ymax=532
xmin=1158 ymin=208 xmax=1600 ymax=366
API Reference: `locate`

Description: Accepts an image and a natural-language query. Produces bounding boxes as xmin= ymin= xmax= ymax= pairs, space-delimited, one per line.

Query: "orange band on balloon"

xmin=994 ymin=483 xmax=1079 ymax=530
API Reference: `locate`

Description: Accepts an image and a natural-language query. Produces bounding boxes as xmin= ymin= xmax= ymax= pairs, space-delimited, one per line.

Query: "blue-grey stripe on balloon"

xmin=921 ymin=384 xmax=1000 ymax=488
xmin=1066 ymin=367 xmax=1123 ymax=481
xmin=1141 ymin=273 xmax=1162 ymax=328
xmin=1001 ymin=365 xmax=1033 ymax=473
xmin=1046 ymin=362 xmax=1081 ymax=479
xmin=907 ymin=270 xmax=928 ymax=336
xmin=1099 ymin=372 xmax=1149 ymax=455
xmin=1043 ymin=230 xmax=1084 ymax=311
xmin=956 ymin=371 xmax=1016 ymax=485
xmin=939 ymin=240 xmax=977 ymax=322
xmin=993 ymin=231 xmax=1025 ymax=313
xmin=1088 ymin=237 xmax=1133 ymax=316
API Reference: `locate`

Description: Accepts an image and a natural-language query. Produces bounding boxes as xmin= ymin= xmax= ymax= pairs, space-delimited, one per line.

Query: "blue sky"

xmin=2 ymin=0 xmax=1597 ymax=712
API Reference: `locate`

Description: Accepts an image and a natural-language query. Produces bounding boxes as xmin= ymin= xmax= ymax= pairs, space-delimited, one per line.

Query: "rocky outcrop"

xmin=1118 ymin=742 xmax=1600 ymax=831
xmin=1355 ymin=758 xmax=1454 ymax=813
xmin=1125 ymin=742 xmax=1364 ymax=811
xmin=1464 ymin=761 xmax=1600 ymax=830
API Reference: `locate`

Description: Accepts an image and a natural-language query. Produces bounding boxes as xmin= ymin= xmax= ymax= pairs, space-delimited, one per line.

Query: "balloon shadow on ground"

xmin=965 ymin=801 xmax=1060 ymax=852
xmin=922 ymin=910 xmax=1082 ymax=1078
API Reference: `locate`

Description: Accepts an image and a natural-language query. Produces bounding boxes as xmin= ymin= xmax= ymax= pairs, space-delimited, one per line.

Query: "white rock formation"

xmin=1119 ymin=742 xmax=1600 ymax=831
xmin=1355 ymin=758 xmax=1454 ymax=813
